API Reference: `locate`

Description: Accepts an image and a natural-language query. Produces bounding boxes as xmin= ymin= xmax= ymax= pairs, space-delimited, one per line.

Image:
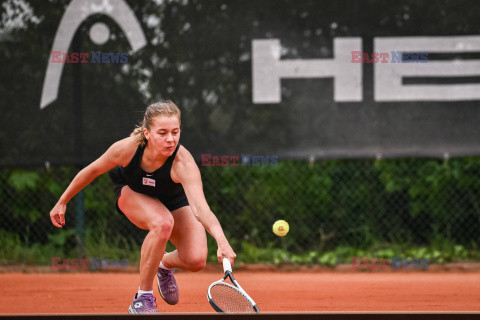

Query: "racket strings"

xmin=210 ymin=283 xmax=255 ymax=313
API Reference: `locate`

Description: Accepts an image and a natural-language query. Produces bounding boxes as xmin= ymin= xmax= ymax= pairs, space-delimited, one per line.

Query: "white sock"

xmin=159 ymin=260 xmax=170 ymax=270
xmin=137 ymin=288 xmax=154 ymax=298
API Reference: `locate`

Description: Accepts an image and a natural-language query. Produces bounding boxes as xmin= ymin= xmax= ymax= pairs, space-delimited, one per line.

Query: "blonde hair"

xmin=130 ymin=100 xmax=181 ymax=146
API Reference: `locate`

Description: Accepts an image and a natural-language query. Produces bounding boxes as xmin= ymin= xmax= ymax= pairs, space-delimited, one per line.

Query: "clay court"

xmin=1 ymin=270 xmax=479 ymax=314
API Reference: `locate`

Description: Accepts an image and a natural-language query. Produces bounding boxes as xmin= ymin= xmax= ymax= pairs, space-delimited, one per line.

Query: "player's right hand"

xmin=50 ymin=202 xmax=66 ymax=228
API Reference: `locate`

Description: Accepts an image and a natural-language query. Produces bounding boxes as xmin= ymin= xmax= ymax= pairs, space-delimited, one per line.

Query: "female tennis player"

xmin=49 ymin=100 xmax=236 ymax=314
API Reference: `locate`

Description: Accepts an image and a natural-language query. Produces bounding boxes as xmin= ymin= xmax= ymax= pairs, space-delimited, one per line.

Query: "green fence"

xmin=1 ymin=157 xmax=480 ymax=266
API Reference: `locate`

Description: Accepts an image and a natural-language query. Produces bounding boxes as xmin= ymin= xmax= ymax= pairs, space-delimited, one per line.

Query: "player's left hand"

xmin=217 ymin=242 xmax=236 ymax=266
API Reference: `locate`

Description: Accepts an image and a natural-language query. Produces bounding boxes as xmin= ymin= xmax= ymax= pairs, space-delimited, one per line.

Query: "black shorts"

xmin=108 ymin=167 xmax=189 ymax=213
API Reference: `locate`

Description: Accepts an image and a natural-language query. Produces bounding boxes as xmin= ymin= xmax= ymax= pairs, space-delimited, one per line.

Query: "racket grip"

xmin=222 ymin=258 xmax=232 ymax=273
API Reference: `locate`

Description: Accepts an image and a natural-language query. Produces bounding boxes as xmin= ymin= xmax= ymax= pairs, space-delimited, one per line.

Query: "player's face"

xmin=145 ymin=115 xmax=180 ymax=156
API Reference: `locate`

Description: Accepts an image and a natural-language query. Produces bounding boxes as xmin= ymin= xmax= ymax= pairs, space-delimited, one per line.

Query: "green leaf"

xmin=8 ymin=171 xmax=41 ymax=191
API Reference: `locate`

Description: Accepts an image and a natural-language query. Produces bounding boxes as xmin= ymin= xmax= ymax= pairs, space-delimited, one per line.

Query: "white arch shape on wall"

xmin=40 ymin=0 xmax=147 ymax=109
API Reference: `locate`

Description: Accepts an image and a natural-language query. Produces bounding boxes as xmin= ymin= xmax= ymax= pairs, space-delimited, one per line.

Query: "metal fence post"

xmin=73 ymin=29 xmax=85 ymax=258
xmin=75 ymin=189 xmax=86 ymax=257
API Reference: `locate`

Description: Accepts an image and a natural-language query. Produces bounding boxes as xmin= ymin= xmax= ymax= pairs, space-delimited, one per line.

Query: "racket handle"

xmin=222 ymin=258 xmax=232 ymax=274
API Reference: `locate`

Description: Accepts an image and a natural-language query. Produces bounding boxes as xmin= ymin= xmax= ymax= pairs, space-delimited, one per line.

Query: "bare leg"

xmin=161 ymin=205 xmax=208 ymax=272
xmin=118 ymin=186 xmax=174 ymax=290
xmin=138 ymin=227 xmax=171 ymax=289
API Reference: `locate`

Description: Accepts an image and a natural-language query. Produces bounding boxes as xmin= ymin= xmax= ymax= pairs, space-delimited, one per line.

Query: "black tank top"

xmin=121 ymin=143 xmax=186 ymax=201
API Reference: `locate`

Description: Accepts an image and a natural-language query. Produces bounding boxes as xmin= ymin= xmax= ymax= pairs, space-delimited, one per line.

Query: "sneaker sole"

xmin=156 ymin=273 xmax=179 ymax=305
xmin=128 ymin=306 xmax=137 ymax=314
xmin=128 ymin=305 xmax=159 ymax=314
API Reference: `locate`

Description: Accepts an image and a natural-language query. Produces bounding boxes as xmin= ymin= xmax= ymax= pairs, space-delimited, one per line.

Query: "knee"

xmin=185 ymin=254 xmax=207 ymax=272
xmin=148 ymin=216 xmax=174 ymax=240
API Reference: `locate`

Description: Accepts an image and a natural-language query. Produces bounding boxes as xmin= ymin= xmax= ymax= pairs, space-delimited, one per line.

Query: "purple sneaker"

xmin=128 ymin=293 xmax=160 ymax=314
xmin=156 ymin=268 xmax=179 ymax=305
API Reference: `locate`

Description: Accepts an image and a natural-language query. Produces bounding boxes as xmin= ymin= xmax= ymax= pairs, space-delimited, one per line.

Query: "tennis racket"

xmin=207 ymin=258 xmax=260 ymax=313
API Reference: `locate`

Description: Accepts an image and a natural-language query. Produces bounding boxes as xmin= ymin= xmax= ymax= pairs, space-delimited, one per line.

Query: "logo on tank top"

xmin=142 ymin=177 xmax=155 ymax=187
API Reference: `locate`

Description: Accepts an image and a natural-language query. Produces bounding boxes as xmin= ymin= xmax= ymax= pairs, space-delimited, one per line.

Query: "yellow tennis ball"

xmin=273 ymin=220 xmax=289 ymax=237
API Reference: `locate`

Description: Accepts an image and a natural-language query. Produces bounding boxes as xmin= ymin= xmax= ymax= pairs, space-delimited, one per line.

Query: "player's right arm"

xmin=49 ymin=137 xmax=137 ymax=228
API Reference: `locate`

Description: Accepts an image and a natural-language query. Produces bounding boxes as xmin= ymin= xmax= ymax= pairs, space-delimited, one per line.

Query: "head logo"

xmin=40 ymin=0 xmax=147 ymax=109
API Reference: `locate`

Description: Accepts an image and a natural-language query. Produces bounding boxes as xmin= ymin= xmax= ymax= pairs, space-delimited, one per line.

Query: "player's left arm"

xmin=172 ymin=147 xmax=236 ymax=265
